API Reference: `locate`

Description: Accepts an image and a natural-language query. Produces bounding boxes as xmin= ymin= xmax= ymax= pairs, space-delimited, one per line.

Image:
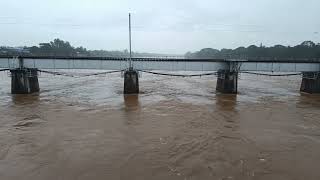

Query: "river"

xmin=0 ymin=70 xmax=320 ymax=180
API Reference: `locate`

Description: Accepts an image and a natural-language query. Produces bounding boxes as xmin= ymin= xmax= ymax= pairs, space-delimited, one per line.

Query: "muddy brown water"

xmin=0 ymin=70 xmax=320 ymax=180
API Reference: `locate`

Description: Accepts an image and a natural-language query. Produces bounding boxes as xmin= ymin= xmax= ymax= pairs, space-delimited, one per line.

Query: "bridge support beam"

xmin=10 ymin=68 xmax=39 ymax=94
xmin=216 ymin=70 xmax=238 ymax=94
xmin=300 ymin=72 xmax=320 ymax=94
xmin=124 ymin=69 xmax=139 ymax=94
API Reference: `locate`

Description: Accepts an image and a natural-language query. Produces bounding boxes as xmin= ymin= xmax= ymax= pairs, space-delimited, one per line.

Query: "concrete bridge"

xmin=0 ymin=56 xmax=320 ymax=94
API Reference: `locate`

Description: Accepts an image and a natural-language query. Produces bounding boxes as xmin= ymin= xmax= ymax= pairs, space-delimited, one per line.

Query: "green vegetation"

xmin=0 ymin=39 xmax=177 ymax=57
xmin=1 ymin=39 xmax=320 ymax=59
xmin=185 ymin=41 xmax=320 ymax=59
xmin=0 ymin=39 xmax=134 ymax=57
xmin=28 ymin=39 xmax=89 ymax=56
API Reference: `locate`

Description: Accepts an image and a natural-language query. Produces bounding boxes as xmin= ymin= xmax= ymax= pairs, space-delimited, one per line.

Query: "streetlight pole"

xmin=129 ymin=13 xmax=132 ymax=69
xmin=124 ymin=13 xmax=139 ymax=94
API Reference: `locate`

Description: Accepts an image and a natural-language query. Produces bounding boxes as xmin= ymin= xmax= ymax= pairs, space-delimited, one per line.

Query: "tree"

xmin=300 ymin=41 xmax=316 ymax=48
xmin=184 ymin=41 xmax=320 ymax=59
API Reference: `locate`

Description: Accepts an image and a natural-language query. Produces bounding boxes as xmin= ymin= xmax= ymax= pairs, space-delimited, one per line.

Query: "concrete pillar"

xmin=300 ymin=72 xmax=320 ymax=93
xmin=124 ymin=69 xmax=139 ymax=94
xmin=216 ymin=70 xmax=238 ymax=94
xmin=10 ymin=68 xmax=39 ymax=94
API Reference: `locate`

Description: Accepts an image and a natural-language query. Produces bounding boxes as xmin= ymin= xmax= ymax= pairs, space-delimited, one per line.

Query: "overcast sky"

xmin=0 ymin=0 xmax=319 ymax=54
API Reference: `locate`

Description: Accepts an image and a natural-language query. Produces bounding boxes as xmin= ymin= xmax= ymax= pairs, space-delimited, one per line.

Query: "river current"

xmin=0 ymin=70 xmax=320 ymax=180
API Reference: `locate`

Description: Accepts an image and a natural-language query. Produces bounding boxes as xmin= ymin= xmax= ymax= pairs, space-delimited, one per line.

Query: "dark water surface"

xmin=1 ymin=70 xmax=320 ymax=180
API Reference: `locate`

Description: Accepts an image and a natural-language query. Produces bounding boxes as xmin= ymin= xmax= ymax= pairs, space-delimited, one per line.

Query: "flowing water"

xmin=0 ymin=70 xmax=320 ymax=180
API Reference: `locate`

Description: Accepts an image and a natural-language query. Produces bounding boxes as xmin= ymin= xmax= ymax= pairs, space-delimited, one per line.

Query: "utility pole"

xmin=129 ymin=13 xmax=132 ymax=69
xmin=124 ymin=13 xmax=139 ymax=94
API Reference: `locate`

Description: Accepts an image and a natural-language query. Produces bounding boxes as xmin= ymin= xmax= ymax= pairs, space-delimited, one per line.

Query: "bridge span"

xmin=0 ymin=56 xmax=320 ymax=94
xmin=1 ymin=56 xmax=320 ymax=72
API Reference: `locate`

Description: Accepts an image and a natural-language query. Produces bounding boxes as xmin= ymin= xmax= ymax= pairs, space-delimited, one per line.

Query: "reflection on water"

xmin=11 ymin=93 xmax=40 ymax=105
xmin=296 ymin=93 xmax=320 ymax=108
xmin=123 ymin=95 xmax=141 ymax=125
xmin=215 ymin=94 xmax=237 ymax=111
xmin=123 ymin=94 xmax=140 ymax=112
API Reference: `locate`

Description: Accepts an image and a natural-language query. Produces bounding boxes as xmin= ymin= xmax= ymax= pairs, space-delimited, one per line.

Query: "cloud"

xmin=0 ymin=0 xmax=319 ymax=53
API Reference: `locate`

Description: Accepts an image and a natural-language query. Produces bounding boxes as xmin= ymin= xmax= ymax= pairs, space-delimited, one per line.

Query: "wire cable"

xmin=36 ymin=69 xmax=303 ymax=78
xmin=138 ymin=70 xmax=218 ymax=77
xmin=240 ymin=71 xmax=302 ymax=76
xmin=37 ymin=69 xmax=124 ymax=78
xmin=37 ymin=70 xmax=77 ymax=77
xmin=81 ymin=70 xmax=124 ymax=77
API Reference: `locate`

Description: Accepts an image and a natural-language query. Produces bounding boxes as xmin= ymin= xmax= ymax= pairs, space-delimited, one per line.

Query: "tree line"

xmin=0 ymin=39 xmax=129 ymax=57
xmin=0 ymin=39 xmax=178 ymax=58
xmin=1 ymin=39 xmax=320 ymax=59
xmin=185 ymin=41 xmax=320 ymax=59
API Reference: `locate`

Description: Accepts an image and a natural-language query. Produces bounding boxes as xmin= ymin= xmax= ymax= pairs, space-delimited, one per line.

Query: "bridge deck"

xmin=0 ymin=57 xmax=319 ymax=72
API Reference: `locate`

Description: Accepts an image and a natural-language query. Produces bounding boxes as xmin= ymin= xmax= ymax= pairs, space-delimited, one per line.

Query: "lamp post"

xmin=128 ymin=13 xmax=132 ymax=70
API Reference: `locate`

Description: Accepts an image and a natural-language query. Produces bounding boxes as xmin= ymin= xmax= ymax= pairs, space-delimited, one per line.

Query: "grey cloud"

xmin=0 ymin=0 xmax=319 ymax=54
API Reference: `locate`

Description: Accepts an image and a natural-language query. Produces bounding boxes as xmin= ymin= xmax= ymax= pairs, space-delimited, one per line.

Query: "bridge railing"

xmin=1 ymin=56 xmax=320 ymax=72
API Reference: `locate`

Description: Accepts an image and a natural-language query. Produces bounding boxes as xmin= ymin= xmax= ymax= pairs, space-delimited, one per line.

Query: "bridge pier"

xmin=124 ymin=69 xmax=139 ymax=94
xmin=216 ymin=70 xmax=238 ymax=94
xmin=10 ymin=68 xmax=39 ymax=94
xmin=300 ymin=72 xmax=320 ymax=94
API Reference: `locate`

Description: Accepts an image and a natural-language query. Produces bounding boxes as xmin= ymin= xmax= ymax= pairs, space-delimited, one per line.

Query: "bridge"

xmin=1 ymin=14 xmax=320 ymax=95
xmin=0 ymin=56 xmax=320 ymax=94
